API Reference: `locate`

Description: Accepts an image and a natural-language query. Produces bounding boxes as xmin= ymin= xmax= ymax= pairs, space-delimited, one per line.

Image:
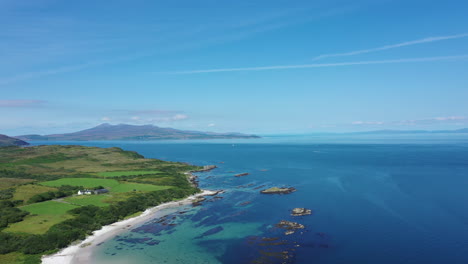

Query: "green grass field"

xmin=12 ymin=184 xmax=57 ymax=202
xmin=64 ymin=195 xmax=110 ymax=207
xmin=97 ymin=170 xmax=162 ymax=177
xmin=40 ymin=178 xmax=120 ymax=189
xmin=40 ymin=177 xmax=172 ymax=193
xmin=5 ymin=201 xmax=78 ymax=234
xmin=111 ymin=183 xmax=172 ymax=193
xmin=0 ymin=252 xmax=23 ymax=264
xmin=20 ymin=200 xmax=78 ymax=215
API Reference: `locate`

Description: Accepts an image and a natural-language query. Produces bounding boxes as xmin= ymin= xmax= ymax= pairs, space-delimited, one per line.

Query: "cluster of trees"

xmin=27 ymin=185 xmax=83 ymax=204
xmin=0 ymin=169 xmax=59 ymax=181
xmin=0 ymin=187 xmax=198 ymax=255
xmin=0 ymin=188 xmax=15 ymax=200
xmin=0 ymin=200 xmax=29 ymax=228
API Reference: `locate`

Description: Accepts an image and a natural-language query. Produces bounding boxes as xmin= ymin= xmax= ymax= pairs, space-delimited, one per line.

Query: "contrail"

xmin=159 ymin=55 xmax=468 ymax=74
xmin=312 ymin=33 xmax=468 ymax=61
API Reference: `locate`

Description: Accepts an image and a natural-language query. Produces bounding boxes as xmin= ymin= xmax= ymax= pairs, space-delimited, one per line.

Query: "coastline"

xmin=41 ymin=189 xmax=218 ymax=264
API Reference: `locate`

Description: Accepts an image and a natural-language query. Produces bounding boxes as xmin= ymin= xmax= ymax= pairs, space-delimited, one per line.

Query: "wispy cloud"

xmin=351 ymin=121 xmax=384 ymax=125
xmin=312 ymin=33 xmax=468 ymax=61
xmin=0 ymin=99 xmax=45 ymax=107
xmin=159 ymin=55 xmax=468 ymax=74
xmin=99 ymin=109 xmax=189 ymax=124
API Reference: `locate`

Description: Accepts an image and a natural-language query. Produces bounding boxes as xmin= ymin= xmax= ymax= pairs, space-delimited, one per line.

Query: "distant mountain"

xmin=0 ymin=134 xmax=29 ymax=147
xmin=16 ymin=123 xmax=260 ymax=141
xmin=350 ymin=128 xmax=468 ymax=134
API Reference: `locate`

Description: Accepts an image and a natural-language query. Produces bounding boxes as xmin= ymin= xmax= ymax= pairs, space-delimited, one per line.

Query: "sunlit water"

xmin=32 ymin=134 xmax=468 ymax=263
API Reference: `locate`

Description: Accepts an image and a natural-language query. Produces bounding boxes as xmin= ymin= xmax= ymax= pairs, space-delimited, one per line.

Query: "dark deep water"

xmin=33 ymin=135 xmax=468 ymax=263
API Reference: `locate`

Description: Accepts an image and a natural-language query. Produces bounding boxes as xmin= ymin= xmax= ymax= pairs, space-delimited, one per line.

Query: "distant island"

xmin=0 ymin=134 xmax=29 ymax=147
xmin=16 ymin=123 xmax=260 ymax=141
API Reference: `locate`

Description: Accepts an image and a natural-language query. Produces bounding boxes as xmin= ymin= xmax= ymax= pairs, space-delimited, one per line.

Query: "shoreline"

xmin=41 ymin=189 xmax=219 ymax=264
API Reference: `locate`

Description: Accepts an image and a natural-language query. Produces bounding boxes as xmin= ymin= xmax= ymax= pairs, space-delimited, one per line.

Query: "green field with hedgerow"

xmin=0 ymin=145 xmax=202 ymax=264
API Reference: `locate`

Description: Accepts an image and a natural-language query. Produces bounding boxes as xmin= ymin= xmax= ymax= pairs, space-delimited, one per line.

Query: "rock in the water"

xmin=291 ymin=208 xmax=312 ymax=216
xmin=260 ymin=187 xmax=296 ymax=194
xmin=275 ymin=220 xmax=305 ymax=235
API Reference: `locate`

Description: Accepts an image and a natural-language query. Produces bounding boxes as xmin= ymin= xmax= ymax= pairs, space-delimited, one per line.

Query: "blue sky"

xmin=1 ymin=0 xmax=468 ymax=135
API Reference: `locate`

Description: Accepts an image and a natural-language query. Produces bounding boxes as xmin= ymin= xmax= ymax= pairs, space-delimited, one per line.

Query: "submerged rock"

xmin=260 ymin=187 xmax=296 ymax=194
xmin=291 ymin=208 xmax=312 ymax=216
xmin=192 ymin=197 xmax=206 ymax=206
xmin=195 ymin=226 xmax=224 ymax=239
xmin=234 ymin=172 xmax=249 ymax=177
xmin=275 ymin=220 xmax=305 ymax=235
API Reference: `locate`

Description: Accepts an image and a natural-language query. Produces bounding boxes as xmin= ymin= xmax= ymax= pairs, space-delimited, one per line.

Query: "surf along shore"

xmin=42 ymin=189 xmax=219 ymax=264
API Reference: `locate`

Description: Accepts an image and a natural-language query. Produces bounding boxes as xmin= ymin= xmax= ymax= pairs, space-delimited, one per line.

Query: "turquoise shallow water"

xmin=33 ymin=135 xmax=468 ymax=263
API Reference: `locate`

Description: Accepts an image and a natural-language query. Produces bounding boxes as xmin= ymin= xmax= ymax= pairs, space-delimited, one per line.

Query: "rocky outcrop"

xmin=275 ymin=220 xmax=305 ymax=235
xmin=234 ymin=172 xmax=249 ymax=177
xmin=291 ymin=208 xmax=312 ymax=216
xmin=260 ymin=187 xmax=296 ymax=194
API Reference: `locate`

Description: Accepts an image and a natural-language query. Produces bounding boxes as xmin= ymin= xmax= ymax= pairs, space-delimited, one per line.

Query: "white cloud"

xmin=433 ymin=116 xmax=465 ymax=121
xmin=208 ymin=123 xmax=216 ymax=127
xmin=101 ymin=116 xmax=111 ymax=121
xmin=312 ymin=33 xmax=468 ymax=61
xmin=351 ymin=121 xmax=384 ymax=125
xmin=172 ymin=114 xmax=188 ymax=121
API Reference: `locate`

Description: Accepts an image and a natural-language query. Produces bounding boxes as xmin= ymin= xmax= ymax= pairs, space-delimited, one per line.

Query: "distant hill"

xmin=350 ymin=128 xmax=468 ymax=134
xmin=16 ymin=123 xmax=260 ymax=141
xmin=0 ymin=134 xmax=29 ymax=147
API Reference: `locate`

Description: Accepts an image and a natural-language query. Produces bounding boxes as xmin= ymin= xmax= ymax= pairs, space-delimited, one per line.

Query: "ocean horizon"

xmin=33 ymin=134 xmax=468 ymax=263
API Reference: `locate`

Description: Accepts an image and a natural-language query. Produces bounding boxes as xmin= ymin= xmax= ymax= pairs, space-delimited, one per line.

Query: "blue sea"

xmin=33 ymin=134 xmax=468 ymax=263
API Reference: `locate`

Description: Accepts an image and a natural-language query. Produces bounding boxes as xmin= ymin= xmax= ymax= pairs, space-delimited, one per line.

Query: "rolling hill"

xmin=16 ymin=123 xmax=260 ymax=141
xmin=0 ymin=134 xmax=29 ymax=147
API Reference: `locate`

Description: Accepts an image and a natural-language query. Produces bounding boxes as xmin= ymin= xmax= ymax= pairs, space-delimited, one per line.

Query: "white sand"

xmin=41 ymin=189 xmax=218 ymax=264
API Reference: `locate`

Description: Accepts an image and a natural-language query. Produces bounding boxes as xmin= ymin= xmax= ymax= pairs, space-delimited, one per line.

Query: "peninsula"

xmin=16 ymin=123 xmax=260 ymax=141
xmin=0 ymin=134 xmax=29 ymax=147
xmin=0 ymin=145 xmax=204 ymax=264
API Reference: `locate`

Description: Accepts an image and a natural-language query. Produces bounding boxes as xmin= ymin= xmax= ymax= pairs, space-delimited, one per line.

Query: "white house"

xmin=77 ymin=189 xmax=93 ymax=195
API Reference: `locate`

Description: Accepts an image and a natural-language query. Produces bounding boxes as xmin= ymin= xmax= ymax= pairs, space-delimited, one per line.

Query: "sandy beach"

xmin=41 ymin=189 xmax=218 ymax=264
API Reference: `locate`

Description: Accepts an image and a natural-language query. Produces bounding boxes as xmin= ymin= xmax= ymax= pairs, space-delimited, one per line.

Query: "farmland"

xmin=12 ymin=184 xmax=57 ymax=202
xmin=40 ymin=178 xmax=120 ymax=189
xmin=0 ymin=145 xmax=201 ymax=264
xmin=5 ymin=201 xmax=78 ymax=234
xmin=64 ymin=195 xmax=110 ymax=207
xmin=97 ymin=170 xmax=162 ymax=177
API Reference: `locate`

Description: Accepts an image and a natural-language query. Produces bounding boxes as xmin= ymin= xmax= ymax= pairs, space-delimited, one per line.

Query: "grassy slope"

xmin=40 ymin=178 xmax=120 ymax=188
xmin=0 ymin=178 xmax=35 ymax=190
xmin=0 ymin=145 xmax=199 ymax=234
xmin=40 ymin=178 xmax=173 ymax=193
xmin=5 ymin=201 xmax=78 ymax=234
xmin=64 ymin=195 xmax=110 ymax=207
xmin=97 ymin=170 xmax=162 ymax=177
xmin=0 ymin=145 xmax=189 ymax=176
xmin=12 ymin=185 xmax=58 ymax=202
